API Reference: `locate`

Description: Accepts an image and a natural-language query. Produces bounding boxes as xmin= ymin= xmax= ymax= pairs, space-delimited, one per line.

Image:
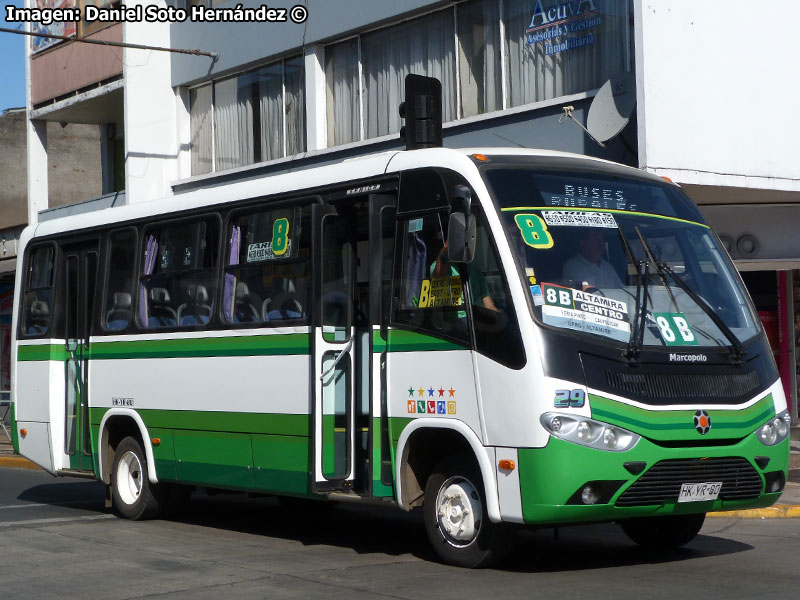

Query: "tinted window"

xmin=221 ymin=205 xmax=311 ymax=326
xmin=139 ymin=217 xmax=220 ymax=329
xmin=21 ymin=245 xmax=55 ymax=336
xmin=103 ymin=229 xmax=136 ymax=332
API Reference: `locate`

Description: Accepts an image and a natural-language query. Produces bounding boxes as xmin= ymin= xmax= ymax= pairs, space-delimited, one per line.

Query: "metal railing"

xmin=0 ymin=390 xmax=10 ymax=443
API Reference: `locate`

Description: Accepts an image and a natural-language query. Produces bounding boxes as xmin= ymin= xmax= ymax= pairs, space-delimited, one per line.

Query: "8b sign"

xmin=652 ymin=312 xmax=698 ymax=346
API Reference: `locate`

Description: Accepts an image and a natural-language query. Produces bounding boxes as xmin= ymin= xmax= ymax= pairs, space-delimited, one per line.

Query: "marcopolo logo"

xmin=669 ymin=353 xmax=708 ymax=363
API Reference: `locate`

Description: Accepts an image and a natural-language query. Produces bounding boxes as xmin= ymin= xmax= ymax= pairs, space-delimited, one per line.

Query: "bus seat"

xmin=27 ymin=299 xmax=50 ymax=334
xmin=262 ymin=277 xmax=302 ymax=321
xmin=105 ymin=292 xmax=132 ymax=330
xmin=148 ymin=287 xmax=178 ymax=328
xmin=178 ymin=284 xmax=213 ymax=326
xmin=232 ymin=282 xmax=262 ymax=323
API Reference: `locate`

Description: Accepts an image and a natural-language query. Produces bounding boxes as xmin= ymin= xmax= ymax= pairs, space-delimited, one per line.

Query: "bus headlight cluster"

xmin=541 ymin=412 xmax=639 ymax=452
xmin=758 ymin=410 xmax=792 ymax=446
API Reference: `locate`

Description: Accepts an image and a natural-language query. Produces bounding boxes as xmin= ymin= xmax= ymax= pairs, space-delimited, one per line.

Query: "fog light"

xmin=581 ymin=485 xmax=598 ymax=505
xmin=550 ymin=416 xmax=562 ymax=433
xmin=759 ymin=423 xmax=777 ymax=445
xmin=577 ymin=421 xmax=592 ymax=441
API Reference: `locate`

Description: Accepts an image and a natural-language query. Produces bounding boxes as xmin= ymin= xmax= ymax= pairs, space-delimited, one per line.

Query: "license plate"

xmin=678 ymin=482 xmax=722 ymax=503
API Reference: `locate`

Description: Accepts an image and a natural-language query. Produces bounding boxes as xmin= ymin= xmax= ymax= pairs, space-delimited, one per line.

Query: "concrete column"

xmin=25 ymin=8 xmax=47 ymax=224
xmin=124 ymin=1 xmax=180 ymax=203
xmin=304 ymin=44 xmax=327 ymax=152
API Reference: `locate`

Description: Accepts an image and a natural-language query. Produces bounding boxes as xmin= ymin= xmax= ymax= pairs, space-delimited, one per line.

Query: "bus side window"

xmin=469 ymin=210 xmax=526 ymax=369
xmin=392 ymin=212 xmax=470 ymax=345
xmin=102 ymin=229 xmax=137 ymax=332
xmin=138 ymin=218 xmax=220 ymax=329
xmin=21 ymin=245 xmax=55 ymax=337
xmin=221 ymin=205 xmax=310 ymax=326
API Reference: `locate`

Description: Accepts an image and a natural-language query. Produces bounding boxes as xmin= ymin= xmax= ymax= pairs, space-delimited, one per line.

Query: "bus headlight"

xmin=540 ymin=412 xmax=639 ymax=452
xmin=758 ymin=410 xmax=791 ymax=446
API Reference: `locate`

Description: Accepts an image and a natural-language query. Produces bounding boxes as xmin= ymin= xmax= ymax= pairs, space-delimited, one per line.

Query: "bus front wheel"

xmin=423 ymin=456 xmax=512 ymax=568
xmin=111 ymin=436 xmax=163 ymax=520
xmin=620 ymin=513 xmax=706 ymax=549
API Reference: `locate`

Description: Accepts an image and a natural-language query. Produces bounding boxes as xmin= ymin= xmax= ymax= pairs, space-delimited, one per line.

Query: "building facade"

xmin=23 ymin=0 xmax=800 ymax=418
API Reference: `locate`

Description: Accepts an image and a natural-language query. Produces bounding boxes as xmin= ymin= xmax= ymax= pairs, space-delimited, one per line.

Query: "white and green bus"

xmin=10 ymin=147 xmax=791 ymax=567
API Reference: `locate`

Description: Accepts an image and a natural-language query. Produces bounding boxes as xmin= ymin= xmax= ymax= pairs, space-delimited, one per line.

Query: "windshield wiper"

xmin=618 ymin=228 xmax=648 ymax=364
xmin=655 ymin=261 xmax=746 ymax=363
xmin=630 ymin=231 xmax=746 ymax=364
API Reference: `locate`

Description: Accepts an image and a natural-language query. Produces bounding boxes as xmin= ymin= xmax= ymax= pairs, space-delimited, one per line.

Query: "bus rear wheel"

xmin=620 ymin=513 xmax=706 ymax=549
xmin=423 ymin=456 xmax=512 ymax=568
xmin=111 ymin=436 xmax=163 ymax=520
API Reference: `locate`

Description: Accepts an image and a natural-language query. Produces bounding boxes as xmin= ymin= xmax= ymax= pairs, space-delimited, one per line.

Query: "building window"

xmin=324 ymin=0 xmax=630 ymax=148
xmin=458 ymin=0 xmax=502 ymax=118
xmin=190 ymin=56 xmax=306 ymax=176
xmin=503 ymin=0 xmax=629 ymax=107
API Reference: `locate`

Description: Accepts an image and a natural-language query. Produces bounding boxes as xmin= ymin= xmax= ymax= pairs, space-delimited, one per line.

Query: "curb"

xmin=708 ymin=505 xmax=800 ymax=519
xmin=0 ymin=455 xmax=41 ymax=470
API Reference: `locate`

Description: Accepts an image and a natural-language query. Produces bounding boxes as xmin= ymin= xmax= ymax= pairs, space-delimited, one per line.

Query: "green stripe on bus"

xmin=500 ymin=206 xmax=710 ymax=229
xmin=386 ymin=330 xmax=464 ymax=352
xmin=19 ymin=329 xmax=458 ymax=363
xmin=589 ymin=393 xmax=774 ymax=440
xmin=18 ymin=345 xmax=70 ymax=362
xmin=90 ymin=407 xmax=310 ymax=437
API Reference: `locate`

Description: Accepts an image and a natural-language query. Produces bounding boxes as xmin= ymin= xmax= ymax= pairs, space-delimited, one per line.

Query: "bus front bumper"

xmin=515 ymin=434 xmax=789 ymax=525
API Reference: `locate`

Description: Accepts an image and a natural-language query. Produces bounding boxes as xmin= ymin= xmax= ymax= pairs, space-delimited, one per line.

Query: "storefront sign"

xmin=525 ymin=0 xmax=603 ymax=56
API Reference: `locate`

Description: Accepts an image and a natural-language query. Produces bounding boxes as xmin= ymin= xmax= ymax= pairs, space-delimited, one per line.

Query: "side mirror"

xmin=447 ymin=211 xmax=476 ymax=263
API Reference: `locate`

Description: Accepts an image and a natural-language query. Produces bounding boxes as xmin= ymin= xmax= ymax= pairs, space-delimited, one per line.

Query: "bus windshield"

xmin=483 ymin=167 xmax=760 ymax=351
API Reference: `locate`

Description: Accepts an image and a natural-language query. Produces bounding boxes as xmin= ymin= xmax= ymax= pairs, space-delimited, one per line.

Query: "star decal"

xmin=408 ymin=387 xmax=414 ymax=397
xmin=428 ymin=387 xmax=435 ymax=397
xmin=448 ymin=387 xmax=456 ymax=397
xmin=418 ymin=387 xmax=425 ymax=397
xmin=438 ymin=388 xmax=445 ymax=397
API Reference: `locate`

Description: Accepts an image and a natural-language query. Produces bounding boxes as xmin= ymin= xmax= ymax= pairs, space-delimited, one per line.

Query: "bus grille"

xmin=615 ymin=457 xmax=762 ymax=507
xmin=605 ymin=370 xmax=760 ymax=401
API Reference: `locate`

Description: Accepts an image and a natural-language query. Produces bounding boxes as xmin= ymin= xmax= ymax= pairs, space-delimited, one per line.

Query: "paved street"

xmin=1 ymin=465 xmax=799 ymax=600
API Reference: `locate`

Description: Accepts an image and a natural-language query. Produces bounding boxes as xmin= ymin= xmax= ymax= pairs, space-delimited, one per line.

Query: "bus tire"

xmin=423 ymin=455 xmax=512 ymax=568
xmin=620 ymin=513 xmax=705 ymax=549
xmin=111 ymin=436 xmax=163 ymax=520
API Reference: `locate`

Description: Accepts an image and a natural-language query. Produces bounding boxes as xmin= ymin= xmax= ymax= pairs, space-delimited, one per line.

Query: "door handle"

xmin=319 ymin=337 xmax=354 ymax=381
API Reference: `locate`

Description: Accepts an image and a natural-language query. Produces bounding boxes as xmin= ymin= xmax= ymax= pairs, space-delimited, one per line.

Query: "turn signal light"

xmin=471 ymin=153 xmax=489 ymax=162
xmin=20 ymin=428 xmax=27 ymax=437
xmin=152 ymin=438 xmax=161 ymax=446
xmin=498 ymin=459 xmax=515 ymax=471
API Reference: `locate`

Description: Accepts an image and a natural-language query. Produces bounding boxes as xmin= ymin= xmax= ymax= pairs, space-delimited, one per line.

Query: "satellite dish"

xmin=586 ymin=71 xmax=636 ymax=143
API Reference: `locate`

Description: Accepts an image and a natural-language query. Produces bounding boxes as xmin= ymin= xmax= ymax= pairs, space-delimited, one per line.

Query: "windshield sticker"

xmin=514 ymin=214 xmax=554 ymax=249
xmin=541 ymin=282 xmax=631 ymax=342
xmin=525 ymin=267 xmax=537 ymax=284
xmin=653 ymin=312 xmax=699 ymax=346
xmin=247 ymin=239 xmax=293 ymax=262
xmin=530 ymin=285 xmax=544 ymax=306
xmin=418 ymin=276 xmax=463 ymax=308
xmin=408 ymin=218 xmax=423 ymax=233
xmin=542 ymin=211 xmax=617 ymax=228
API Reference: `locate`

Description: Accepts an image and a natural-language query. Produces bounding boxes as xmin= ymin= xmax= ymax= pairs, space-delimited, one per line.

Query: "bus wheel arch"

xmin=395 ymin=419 xmax=501 ymax=523
xmin=98 ymin=410 xmax=158 ymax=486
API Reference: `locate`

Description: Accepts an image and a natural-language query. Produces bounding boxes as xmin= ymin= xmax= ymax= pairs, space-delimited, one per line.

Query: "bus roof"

xmin=29 ymin=147 xmax=654 ymax=240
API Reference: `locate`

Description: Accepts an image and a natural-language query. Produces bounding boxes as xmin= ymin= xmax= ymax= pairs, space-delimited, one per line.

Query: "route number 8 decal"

xmin=514 ymin=214 xmax=554 ymax=249
xmin=272 ymin=218 xmax=289 ymax=256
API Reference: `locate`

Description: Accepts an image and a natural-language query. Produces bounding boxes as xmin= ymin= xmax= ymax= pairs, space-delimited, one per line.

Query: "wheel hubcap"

xmin=116 ymin=450 xmax=143 ymax=506
xmin=436 ymin=476 xmax=482 ymax=547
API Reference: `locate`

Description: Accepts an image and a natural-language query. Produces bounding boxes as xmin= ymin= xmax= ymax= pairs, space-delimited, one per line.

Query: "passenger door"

xmin=63 ymin=242 xmax=99 ymax=473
